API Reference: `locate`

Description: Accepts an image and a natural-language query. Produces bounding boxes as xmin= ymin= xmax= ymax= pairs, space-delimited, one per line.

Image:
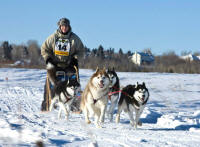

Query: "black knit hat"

xmin=57 ymin=18 xmax=70 ymax=26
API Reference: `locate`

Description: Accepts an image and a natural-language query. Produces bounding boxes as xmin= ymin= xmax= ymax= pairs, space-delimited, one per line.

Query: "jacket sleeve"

xmin=73 ymin=34 xmax=84 ymax=58
xmin=41 ymin=34 xmax=55 ymax=62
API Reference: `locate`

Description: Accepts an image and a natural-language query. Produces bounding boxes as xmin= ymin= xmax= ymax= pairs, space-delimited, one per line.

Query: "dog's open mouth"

xmin=139 ymin=96 xmax=145 ymax=102
xmin=98 ymin=83 xmax=104 ymax=88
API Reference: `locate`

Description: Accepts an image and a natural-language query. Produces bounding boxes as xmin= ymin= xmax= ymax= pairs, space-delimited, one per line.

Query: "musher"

xmin=41 ymin=17 xmax=84 ymax=111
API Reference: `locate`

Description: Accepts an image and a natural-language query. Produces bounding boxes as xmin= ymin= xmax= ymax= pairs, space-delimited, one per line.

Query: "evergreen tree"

xmin=2 ymin=41 xmax=12 ymax=60
xmin=97 ymin=45 xmax=104 ymax=58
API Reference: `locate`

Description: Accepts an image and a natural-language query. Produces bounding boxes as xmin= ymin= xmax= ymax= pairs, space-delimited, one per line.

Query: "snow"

xmin=0 ymin=68 xmax=200 ymax=146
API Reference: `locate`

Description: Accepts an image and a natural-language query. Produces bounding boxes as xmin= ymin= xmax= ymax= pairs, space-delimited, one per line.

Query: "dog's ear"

xmin=103 ymin=67 xmax=106 ymax=72
xmin=66 ymin=79 xmax=69 ymax=85
xmin=142 ymin=82 xmax=146 ymax=87
xmin=112 ymin=67 xmax=115 ymax=71
xmin=95 ymin=67 xmax=99 ymax=73
xmin=135 ymin=82 xmax=139 ymax=88
xmin=107 ymin=67 xmax=110 ymax=72
xmin=106 ymin=68 xmax=109 ymax=73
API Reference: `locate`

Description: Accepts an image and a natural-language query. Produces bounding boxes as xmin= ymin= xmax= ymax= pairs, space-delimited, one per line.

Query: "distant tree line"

xmin=0 ymin=41 xmax=200 ymax=73
xmin=0 ymin=40 xmax=43 ymax=67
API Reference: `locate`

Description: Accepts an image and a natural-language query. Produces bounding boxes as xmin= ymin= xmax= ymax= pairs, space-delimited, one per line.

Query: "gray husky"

xmin=106 ymin=67 xmax=120 ymax=122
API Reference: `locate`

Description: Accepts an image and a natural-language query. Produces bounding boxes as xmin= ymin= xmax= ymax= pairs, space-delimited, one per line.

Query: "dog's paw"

xmin=130 ymin=121 xmax=137 ymax=128
xmin=109 ymin=117 xmax=113 ymax=122
xmin=100 ymin=119 xmax=104 ymax=123
xmin=95 ymin=123 xmax=102 ymax=128
xmin=134 ymin=124 xmax=138 ymax=130
xmin=130 ymin=122 xmax=138 ymax=129
xmin=65 ymin=116 xmax=69 ymax=120
xmin=138 ymin=121 xmax=142 ymax=126
xmin=86 ymin=120 xmax=91 ymax=124
xmin=115 ymin=114 xmax=120 ymax=123
xmin=107 ymin=113 xmax=113 ymax=122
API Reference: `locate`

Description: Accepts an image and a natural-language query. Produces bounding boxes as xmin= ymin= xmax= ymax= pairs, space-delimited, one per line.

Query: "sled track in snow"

xmin=0 ymin=86 xmax=43 ymax=113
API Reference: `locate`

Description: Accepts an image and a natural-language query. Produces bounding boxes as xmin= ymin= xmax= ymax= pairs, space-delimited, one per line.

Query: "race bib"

xmin=55 ymin=38 xmax=70 ymax=56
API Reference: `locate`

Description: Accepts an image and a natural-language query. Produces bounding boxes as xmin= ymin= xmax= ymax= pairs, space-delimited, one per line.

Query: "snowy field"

xmin=0 ymin=68 xmax=200 ymax=147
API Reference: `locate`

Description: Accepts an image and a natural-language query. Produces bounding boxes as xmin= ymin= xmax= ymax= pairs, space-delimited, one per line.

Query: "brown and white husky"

xmin=80 ymin=67 xmax=110 ymax=128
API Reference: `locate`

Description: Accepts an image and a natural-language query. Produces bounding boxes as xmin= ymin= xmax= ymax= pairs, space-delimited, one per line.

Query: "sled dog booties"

xmin=116 ymin=82 xmax=149 ymax=129
xmin=81 ymin=68 xmax=110 ymax=128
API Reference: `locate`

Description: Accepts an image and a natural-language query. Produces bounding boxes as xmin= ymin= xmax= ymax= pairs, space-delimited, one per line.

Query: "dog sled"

xmin=41 ymin=65 xmax=81 ymax=112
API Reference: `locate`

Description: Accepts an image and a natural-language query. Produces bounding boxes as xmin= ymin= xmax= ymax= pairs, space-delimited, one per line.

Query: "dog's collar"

xmin=142 ymin=97 xmax=148 ymax=105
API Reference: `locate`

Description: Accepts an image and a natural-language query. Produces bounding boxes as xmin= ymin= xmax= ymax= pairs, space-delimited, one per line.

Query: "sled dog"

xmin=49 ymin=78 xmax=80 ymax=119
xmin=80 ymin=67 xmax=110 ymax=128
xmin=116 ymin=82 xmax=149 ymax=129
xmin=46 ymin=62 xmax=81 ymax=117
xmin=106 ymin=67 xmax=120 ymax=122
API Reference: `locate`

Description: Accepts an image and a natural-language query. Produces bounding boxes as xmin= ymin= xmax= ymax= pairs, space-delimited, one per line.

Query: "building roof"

xmin=134 ymin=52 xmax=155 ymax=62
xmin=180 ymin=54 xmax=200 ymax=61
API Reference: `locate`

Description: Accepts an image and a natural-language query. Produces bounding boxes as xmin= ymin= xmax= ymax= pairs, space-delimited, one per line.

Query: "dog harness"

xmin=109 ymin=85 xmax=149 ymax=106
xmin=88 ymin=88 xmax=109 ymax=104
xmin=58 ymin=88 xmax=73 ymax=104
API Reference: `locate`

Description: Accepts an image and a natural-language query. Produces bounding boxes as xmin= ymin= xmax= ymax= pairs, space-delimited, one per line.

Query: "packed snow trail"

xmin=0 ymin=68 xmax=200 ymax=146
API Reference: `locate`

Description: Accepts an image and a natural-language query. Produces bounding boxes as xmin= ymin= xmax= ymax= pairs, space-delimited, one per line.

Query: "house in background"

xmin=131 ymin=51 xmax=155 ymax=66
xmin=180 ymin=54 xmax=200 ymax=61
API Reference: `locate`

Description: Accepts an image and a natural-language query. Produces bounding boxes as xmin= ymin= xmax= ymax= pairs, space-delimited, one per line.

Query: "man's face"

xmin=60 ymin=25 xmax=69 ymax=33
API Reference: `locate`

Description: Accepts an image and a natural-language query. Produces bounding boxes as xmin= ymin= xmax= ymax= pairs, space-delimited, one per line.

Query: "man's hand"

xmin=46 ymin=58 xmax=56 ymax=70
xmin=46 ymin=58 xmax=56 ymax=66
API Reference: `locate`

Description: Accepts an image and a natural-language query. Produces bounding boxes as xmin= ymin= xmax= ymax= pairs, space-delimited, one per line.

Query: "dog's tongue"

xmin=99 ymin=82 xmax=104 ymax=88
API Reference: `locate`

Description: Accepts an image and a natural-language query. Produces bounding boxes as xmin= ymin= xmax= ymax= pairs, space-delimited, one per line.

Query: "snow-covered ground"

xmin=0 ymin=68 xmax=200 ymax=147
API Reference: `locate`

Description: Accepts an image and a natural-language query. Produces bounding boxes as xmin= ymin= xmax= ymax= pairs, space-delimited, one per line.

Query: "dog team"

xmin=48 ymin=64 xmax=150 ymax=129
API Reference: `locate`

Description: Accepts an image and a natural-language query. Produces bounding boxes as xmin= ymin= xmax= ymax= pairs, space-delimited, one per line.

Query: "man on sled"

xmin=41 ymin=18 xmax=84 ymax=112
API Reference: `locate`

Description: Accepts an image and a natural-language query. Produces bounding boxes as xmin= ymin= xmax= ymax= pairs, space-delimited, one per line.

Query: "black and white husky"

xmin=106 ymin=68 xmax=120 ymax=122
xmin=116 ymin=82 xmax=149 ymax=129
xmin=49 ymin=79 xmax=80 ymax=119
xmin=46 ymin=62 xmax=80 ymax=119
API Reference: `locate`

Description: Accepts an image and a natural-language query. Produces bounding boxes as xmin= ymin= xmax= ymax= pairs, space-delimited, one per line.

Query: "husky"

xmin=80 ymin=67 xmax=110 ymax=128
xmin=116 ymin=82 xmax=149 ymax=129
xmin=49 ymin=79 xmax=80 ymax=119
xmin=46 ymin=62 xmax=81 ymax=119
xmin=106 ymin=67 xmax=120 ymax=122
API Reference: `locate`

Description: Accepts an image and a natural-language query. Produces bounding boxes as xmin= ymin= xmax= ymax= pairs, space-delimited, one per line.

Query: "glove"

xmin=46 ymin=58 xmax=56 ymax=66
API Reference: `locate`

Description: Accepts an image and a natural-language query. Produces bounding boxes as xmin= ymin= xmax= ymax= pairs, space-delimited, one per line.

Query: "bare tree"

xmin=27 ymin=40 xmax=41 ymax=65
xmin=11 ymin=45 xmax=28 ymax=61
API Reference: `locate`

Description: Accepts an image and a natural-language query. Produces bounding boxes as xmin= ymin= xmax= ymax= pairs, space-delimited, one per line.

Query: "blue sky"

xmin=0 ymin=0 xmax=200 ymax=55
